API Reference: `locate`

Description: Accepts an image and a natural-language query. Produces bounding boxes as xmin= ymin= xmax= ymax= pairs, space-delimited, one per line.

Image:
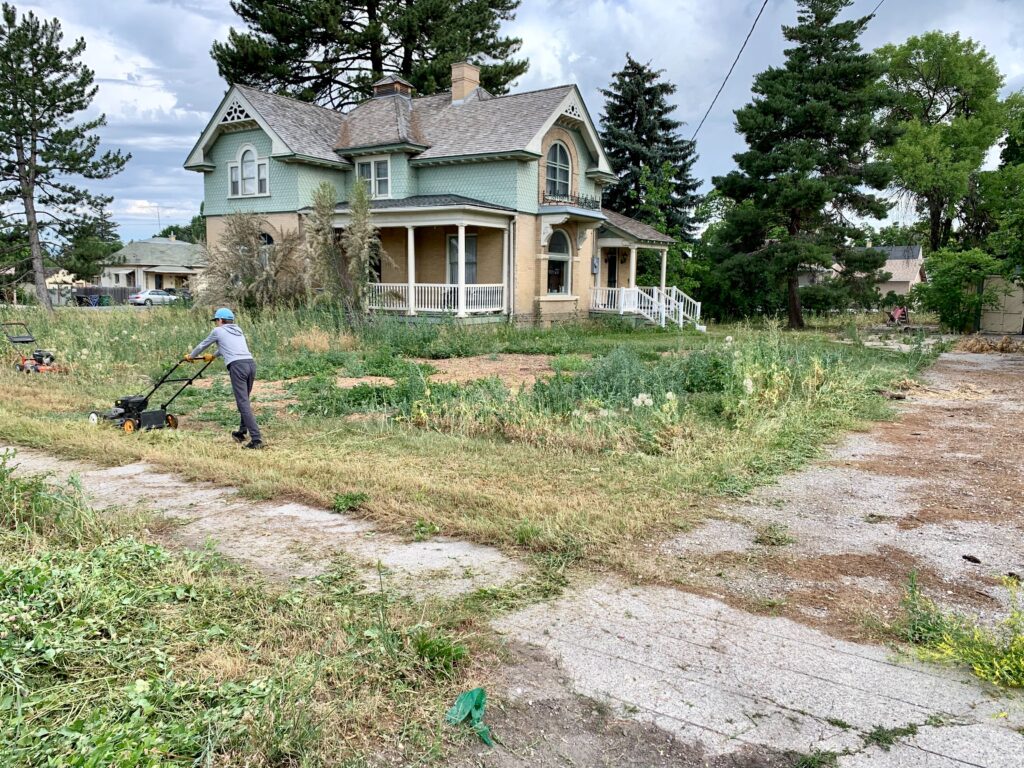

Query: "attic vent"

xmin=221 ymin=100 xmax=253 ymax=124
xmin=563 ymin=103 xmax=583 ymax=120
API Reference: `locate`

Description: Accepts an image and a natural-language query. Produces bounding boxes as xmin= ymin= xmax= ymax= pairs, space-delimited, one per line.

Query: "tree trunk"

xmin=367 ymin=0 xmax=383 ymax=76
xmin=786 ymin=273 xmax=804 ymax=330
xmin=928 ymin=201 xmax=944 ymax=253
xmin=15 ymin=143 xmax=53 ymax=311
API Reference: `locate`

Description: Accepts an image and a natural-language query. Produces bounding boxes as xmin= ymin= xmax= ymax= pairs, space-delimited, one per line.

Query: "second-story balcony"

xmin=539 ymin=192 xmax=602 ymax=210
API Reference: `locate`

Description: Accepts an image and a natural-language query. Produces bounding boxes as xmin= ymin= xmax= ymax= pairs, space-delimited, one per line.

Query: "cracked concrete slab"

xmin=4 ymin=445 xmax=524 ymax=597
xmin=494 ymin=581 xmax=1024 ymax=767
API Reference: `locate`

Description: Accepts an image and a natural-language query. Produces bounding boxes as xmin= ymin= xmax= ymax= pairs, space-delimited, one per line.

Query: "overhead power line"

xmin=689 ymin=0 xmax=770 ymax=142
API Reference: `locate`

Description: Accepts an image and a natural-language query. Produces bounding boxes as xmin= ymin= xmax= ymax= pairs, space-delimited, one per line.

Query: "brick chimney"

xmin=451 ymin=61 xmax=480 ymax=103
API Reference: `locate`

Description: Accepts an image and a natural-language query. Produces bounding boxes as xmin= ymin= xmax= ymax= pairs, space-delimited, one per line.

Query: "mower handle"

xmin=183 ymin=353 xmax=216 ymax=362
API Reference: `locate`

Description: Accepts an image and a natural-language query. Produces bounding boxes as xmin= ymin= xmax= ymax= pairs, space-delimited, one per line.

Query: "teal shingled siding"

xmin=416 ymin=161 xmax=521 ymax=210
xmin=568 ymin=129 xmax=598 ymax=199
xmin=204 ymin=128 xmax=347 ymax=215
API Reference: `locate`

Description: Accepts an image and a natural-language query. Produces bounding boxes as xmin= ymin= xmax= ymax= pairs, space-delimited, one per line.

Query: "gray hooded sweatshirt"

xmin=190 ymin=324 xmax=253 ymax=367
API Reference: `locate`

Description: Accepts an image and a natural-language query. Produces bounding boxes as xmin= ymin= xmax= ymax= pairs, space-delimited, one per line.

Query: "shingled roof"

xmin=331 ymin=85 xmax=575 ymax=160
xmin=234 ymin=85 xmax=347 ymax=165
xmin=599 ymin=209 xmax=675 ymax=245
xmin=110 ymin=238 xmax=207 ymax=268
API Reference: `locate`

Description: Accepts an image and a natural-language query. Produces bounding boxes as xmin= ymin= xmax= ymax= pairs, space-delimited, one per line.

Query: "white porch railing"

xmin=589 ymin=286 xmax=703 ymax=330
xmin=367 ymin=283 xmax=505 ymax=315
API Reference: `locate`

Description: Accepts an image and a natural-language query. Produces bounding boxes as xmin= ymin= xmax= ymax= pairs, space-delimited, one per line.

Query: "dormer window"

xmin=356 ymin=156 xmax=390 ymax=198
xmin=546 ymin=142 xmax=571 ymax=197
xmin=228 ymin=145 xmax=269 ymax=198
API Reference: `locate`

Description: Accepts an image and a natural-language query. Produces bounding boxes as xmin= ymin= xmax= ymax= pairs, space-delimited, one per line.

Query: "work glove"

xmin=183 ymin=353 xmax=194 ymax=362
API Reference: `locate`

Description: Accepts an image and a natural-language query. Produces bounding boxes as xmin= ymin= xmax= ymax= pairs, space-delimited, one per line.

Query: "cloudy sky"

xmin=21 ymin=0 xmax=1024 ymax=242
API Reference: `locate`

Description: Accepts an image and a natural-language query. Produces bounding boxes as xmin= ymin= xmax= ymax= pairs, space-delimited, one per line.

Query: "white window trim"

xmin=546 ymin=141 xmax=572 ymax=197
xmin=546 ymin=228 xmax=572 ymax=295
xmin=446 ymin=234 xmax=478 ymax=284
xmin=355 ymin=154 xmax=392 ymax=199
xmin=227 ymin=143 xmax=270 ymax=199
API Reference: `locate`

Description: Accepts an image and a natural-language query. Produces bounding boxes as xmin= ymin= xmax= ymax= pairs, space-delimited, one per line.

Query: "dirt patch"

xmin=452 ymin=643 xmax=805 ymax=768
xmin=663 ymin=351 xmax=1024 ymax=637
xmin=336 ymin=375 xmax=395 ymax=388
xmin=415 ymin=354 xmax=557 ymax=388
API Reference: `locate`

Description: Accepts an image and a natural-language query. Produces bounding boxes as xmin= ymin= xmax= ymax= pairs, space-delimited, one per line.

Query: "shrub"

xmin=911 ymin=249 xmax=1007 ymax=332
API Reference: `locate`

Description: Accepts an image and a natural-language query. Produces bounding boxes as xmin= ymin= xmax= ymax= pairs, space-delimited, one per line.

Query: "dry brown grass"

xmin=956 ymin=334 xmax=1024 ymax=354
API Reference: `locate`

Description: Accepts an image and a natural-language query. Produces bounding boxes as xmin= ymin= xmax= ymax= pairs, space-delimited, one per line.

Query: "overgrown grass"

xmin=896 ymin=573 xmax=1024 ymax=688
xmin=0 ymin=306 xmax=938 ymax=575
xmin=0 ymin=451 xmax=480 ymax=766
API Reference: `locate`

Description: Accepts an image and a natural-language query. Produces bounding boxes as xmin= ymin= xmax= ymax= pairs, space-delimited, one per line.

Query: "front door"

xmin=447 ymin=234 xmax=478 ymax=284
xmin=606 ymin=251 xmax=618 ymax=288
xmin=155 ymin=274 xmax=164 ymax=290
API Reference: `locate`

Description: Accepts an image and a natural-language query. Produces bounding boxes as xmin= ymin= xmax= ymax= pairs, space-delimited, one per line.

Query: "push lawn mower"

xmin=89 ymin=355 xmax=215 ymax=433
xmin=2 ymin=322 xmax=62 ymax=373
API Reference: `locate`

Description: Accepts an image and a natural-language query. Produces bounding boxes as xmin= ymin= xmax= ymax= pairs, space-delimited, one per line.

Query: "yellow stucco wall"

xmin=379 ymin=225 xmax=505 ymax=285
xmin=205 ymin=212 xmax=303 ymax=253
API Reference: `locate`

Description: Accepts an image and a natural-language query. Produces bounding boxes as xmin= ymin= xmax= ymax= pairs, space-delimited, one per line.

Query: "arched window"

xmin=229 ymin=145 xmax=269 ymax=197
xmin=259 ymin=232 xmax=274 ymax=246
xmin=547 ymin=229 xmax=571 ymax=295
xmin=546 ymin=142 xmax=571 ymax=198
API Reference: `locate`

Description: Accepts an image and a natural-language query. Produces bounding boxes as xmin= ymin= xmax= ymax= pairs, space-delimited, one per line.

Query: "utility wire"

xmin=689 ymin=0 xmax=770 ymax=142
xmin=869 ymin=0 xmax=887 ymax=16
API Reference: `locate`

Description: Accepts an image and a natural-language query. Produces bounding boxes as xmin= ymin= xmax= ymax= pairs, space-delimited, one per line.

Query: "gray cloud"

xmin=22 ymin=0 xmax=1024 ymax=241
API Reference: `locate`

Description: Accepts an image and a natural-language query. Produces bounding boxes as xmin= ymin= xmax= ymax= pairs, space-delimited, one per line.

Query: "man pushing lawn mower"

xmin=187 ymin=307 xmax=264 ymax=450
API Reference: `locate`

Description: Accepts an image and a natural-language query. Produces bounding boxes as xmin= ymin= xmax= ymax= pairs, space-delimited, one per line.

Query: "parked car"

xmin=128 ymin=289 xmax=179 ymax=306
xmin=165 ymin=287 xmax=193 ymax=303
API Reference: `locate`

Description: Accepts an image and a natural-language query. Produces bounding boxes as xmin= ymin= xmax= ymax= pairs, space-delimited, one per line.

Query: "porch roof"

xmin=598 ymin=208 xmax=675 ymax=246
xmin=298 ymin=194 xmax=515 ymax=214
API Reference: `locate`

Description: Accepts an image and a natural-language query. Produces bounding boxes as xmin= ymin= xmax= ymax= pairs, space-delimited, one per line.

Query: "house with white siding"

xmin=185 ymin=62 xmax=700 ymax=327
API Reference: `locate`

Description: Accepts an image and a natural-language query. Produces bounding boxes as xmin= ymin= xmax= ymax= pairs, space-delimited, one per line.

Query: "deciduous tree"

xmin=712 ymin=0 xmax=893 ymax=328
xmin=876 ymin=32 xmax=1005 ymax=252
xmin=0 ymin=4 xmax=129 ymax=310
xmin=211 ymin=0 xmax=527 ymax=108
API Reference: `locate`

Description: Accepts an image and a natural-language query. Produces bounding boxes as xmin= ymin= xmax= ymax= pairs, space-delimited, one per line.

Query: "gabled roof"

xmin=599 ymin=209 xmax=676 ymax=245
xmin=185 ymin=85 xmax=348 ymax=171
xmin=110 ymin=238 xmax=207 ymax=268
xmin=235 ymin=85 xmax=347 ymax=164
xmin=859 ymin=245 xmax=924 ymax=283
xmin=186 ymin=80 xmax=615 ymax=176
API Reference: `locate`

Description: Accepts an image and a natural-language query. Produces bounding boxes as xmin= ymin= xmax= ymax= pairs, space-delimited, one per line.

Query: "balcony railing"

xmin=539 ymin=192 xmax=602 ymax=211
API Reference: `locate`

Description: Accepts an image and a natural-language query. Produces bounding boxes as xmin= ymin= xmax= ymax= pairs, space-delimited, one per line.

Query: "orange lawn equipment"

xmin=2 ymin=322 xmax=64 ymax=373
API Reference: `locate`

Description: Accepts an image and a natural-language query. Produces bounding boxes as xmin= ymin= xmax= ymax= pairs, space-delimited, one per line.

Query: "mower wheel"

xmin=88 ymin=411 xmax=100 ymax=425
xmin=166 ymin=414 xmax=179 ymax=429
xmin=122 ymin=419 xmax=137 ymax=434
xmin=14 ymin=363 xmax=22 ymax=372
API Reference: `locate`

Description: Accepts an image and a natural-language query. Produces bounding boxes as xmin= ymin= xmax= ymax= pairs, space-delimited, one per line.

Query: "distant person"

xmin=186 ymin=307 xmax=263 ymax=449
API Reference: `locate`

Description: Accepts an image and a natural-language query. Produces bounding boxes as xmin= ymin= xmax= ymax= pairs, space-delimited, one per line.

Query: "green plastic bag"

xmin=445 ymin=687 xmax=494 ymax=746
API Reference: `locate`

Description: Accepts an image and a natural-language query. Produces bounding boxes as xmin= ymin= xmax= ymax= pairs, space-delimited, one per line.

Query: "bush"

xmin=912 ymin=249 xmax=1007 ymax=332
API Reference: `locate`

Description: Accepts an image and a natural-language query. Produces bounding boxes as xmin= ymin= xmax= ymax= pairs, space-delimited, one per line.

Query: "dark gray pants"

xmin=228 ymin=359 xmax=261 ymax=442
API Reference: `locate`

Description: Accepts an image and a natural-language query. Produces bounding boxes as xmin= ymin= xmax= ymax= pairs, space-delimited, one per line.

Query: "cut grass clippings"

xmin=0 ymin=452 xmax=480 ymax=766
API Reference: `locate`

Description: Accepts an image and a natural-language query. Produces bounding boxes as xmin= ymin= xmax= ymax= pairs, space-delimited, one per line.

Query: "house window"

xmin=546 ymin=142 xmax=571 ymax=197
xmin=447 ymin=234 xmax=478 ymax=283
xmin=547 ymin=229 xmax=571 ymax=295
xmin=114 ymin=273 xmax=120 ymax=285
xmin=356 ymin=156 xmax=390 ymax=198
xmin=228 ymin=145 xmax=269 ymax=198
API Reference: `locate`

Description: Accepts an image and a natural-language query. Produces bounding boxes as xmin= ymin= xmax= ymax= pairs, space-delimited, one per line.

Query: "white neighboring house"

xmin=100 ymin=236 xmax=207 ymax=292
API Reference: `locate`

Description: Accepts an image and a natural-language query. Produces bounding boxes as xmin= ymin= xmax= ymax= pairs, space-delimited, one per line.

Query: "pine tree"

xmin=0 ymin=4 xmax=129 ymax=310
xmin=212 ymin=0 xmax=528 ymax=109
xmin=599 ymin=55 xmax=700 ymax=241
xmin=712 ymin=0 xmax=893 ymax=328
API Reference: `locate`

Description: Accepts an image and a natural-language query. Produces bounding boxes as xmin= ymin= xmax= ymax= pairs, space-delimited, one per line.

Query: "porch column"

xmin=456 ymin=224 xmax=467 ymax=317
xmin=659 ymin=247 xmax=667 ymax=293
xmin=406 ymin=226 xmax=416 ymax=316
xmin=628 ymin=246 xmax=637 ymax=288
xmin=501 ymin=225 xmax=510 ymax=314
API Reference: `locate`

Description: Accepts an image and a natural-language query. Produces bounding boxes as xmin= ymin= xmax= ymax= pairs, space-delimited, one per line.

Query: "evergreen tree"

xmin=212 ymin=0 xmax=527 ymax=109
xmin=712 ymin=0 xmax=893 ymax=328
xmin=0 ymin=4 xmax=129 ymax=310
xmin=59 ymin=209 xmax=122 ymax=282
xmin=599 ymin=55 xmax=700 ymax=240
